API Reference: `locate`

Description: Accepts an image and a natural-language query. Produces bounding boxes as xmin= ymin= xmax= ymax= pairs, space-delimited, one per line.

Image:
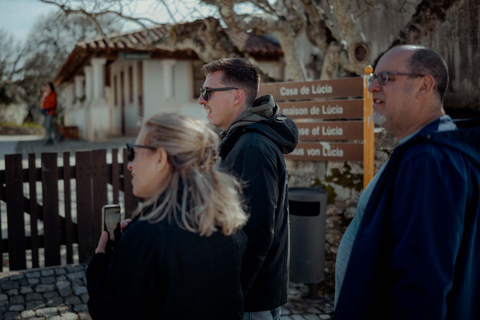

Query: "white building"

xmin=55 ymin=24 xmax=285 ymax=140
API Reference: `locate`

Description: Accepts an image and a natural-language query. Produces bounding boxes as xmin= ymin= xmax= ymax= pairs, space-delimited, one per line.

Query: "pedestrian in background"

xmin=199 ymin=58 xmax=298 ymax=320
xmin=39 ymin=82 xmax=63 ymax=145
xmin=335 ymin=45 xmax=480 ymax=319
xmin=87 ymin=113 xmax=248 ymax=320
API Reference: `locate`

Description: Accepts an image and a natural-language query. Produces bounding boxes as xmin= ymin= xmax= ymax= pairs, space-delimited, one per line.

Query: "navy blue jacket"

xmin=335 ymin=118 xmax=480 ymax=320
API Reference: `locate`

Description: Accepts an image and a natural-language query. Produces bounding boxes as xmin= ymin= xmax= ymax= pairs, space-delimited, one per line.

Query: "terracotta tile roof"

xmin=55 ymin=23 xmax=282 ymax=84
xmin=224 ymin=29 xmax=282 ymax=57
xmin=76 ymin=25 xmax=171 ymax=52
xmin=75 ymin=24 xmax=282 ymax=56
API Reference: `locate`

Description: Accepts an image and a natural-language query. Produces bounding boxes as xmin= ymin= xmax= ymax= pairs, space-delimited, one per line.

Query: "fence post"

xmin=76 ymin=151 xmax=95 ymax=263
xmin=63 ymin=152 xmax=74 ymax=264
xmin=0 ymin=171 xmax=3 ymax=272
xmin=92 ymin=149 xmax=108 ymax=245
xmin=42 ymin=153 xmax=61 ymax=267
xmin=28 ymin=154 xmax=40 ymax=268
xmin=111 ymin=149 xmax=120 ymax=205
xmin=363 ymin=66 xmax=375 ymax=188
xmin=5 ymin=154 xmax=27 ymax=270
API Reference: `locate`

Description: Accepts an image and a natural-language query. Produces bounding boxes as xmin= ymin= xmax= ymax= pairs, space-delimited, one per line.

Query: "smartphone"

xmin=101 ymin=204 xmax=124 ymax=240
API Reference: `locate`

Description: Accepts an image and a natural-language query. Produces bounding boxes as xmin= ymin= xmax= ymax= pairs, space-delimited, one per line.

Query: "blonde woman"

xmin=87 ymin=113 xmax=248 ymax=320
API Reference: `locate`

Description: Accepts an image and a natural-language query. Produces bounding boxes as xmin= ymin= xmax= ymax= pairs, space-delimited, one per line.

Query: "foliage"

xmin=311 ymin=163 xmax=363 ymax=205
xmin=0 ymin=82 xmax=19 ymax=105
xmin=324 ymin=164 xmax=363 ymax=192
xmin=0 ymin=122 xmax=43 ymax=129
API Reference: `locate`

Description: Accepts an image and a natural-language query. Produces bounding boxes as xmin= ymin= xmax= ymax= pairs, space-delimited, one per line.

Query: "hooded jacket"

xmin=334 ymin=118 xmax=480 ymax=320
xmin=219 ymin=94 xmax=298 ymax=312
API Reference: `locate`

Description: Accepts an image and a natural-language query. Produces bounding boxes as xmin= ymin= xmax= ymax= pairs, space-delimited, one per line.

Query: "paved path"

xmin=0 ymin=262 xmax=333 ymax=320
xmin=0 ymin=264 xmax=91 ymax=320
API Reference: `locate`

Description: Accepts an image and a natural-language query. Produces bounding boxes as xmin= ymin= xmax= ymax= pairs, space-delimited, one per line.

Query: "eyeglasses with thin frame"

xmin=126 ymin=143 xmax=156 ymax=161
xmin=368 ymin=71 xmax=426 ymax=86
xmin=199 ymin=87 xmax=238 ymax=101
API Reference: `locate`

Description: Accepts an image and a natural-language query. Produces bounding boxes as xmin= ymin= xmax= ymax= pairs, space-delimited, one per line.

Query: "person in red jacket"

xmin=39 ymin=82 xmax=63 ymax=145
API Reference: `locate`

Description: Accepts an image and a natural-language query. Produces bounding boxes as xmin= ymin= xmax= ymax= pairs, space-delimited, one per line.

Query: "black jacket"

xmin=87 ymin=212 xmax=247 ymax=319
xmin=219 ymin=95 xmax=298 ymax=311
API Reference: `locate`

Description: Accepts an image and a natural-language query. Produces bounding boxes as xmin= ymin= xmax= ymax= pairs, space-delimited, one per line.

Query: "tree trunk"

xmin=392 ymin=0 xmax=467 ymax=46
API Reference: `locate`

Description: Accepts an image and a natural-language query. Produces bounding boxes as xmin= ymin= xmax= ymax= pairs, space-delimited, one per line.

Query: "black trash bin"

xmin=288 ymin=186 xmax=327 ymax=297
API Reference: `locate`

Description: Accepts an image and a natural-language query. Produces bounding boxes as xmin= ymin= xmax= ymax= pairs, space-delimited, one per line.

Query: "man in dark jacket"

xmin=198 ymin=58 xmax=298 ymax=319
xmin=334 ymin=45 xmax=480 ymax=319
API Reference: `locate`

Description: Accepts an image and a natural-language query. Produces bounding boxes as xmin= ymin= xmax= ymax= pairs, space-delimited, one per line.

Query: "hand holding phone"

xmin=101 ymin=204 xmax=124 ymax=241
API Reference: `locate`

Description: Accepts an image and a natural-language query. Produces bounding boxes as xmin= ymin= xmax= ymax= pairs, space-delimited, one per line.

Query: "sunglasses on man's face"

xmin=126 ymin=143 xmax=157 ymax=161
xmin=199 ymin=87 xmax=238 ymax=101
xmin=368 ymin=71 xmax=426 ymax=86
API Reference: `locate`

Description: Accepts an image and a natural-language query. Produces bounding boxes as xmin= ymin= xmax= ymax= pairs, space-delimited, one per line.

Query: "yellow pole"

xmin=363 ymin=66 xmax=374 ymax=189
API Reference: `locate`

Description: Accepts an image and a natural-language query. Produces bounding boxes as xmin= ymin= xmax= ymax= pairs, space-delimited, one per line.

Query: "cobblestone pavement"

xmin=0 ymin=263 xmax=333 ymax=320
xmin=0 ymin=264 xmax=91 ymax=320
xmin=281 ymin=283 xmax=334 ymax=320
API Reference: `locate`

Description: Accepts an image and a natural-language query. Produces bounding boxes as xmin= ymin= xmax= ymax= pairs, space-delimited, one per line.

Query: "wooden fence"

xmin=0 ymin=149 xmax=139 ymax=271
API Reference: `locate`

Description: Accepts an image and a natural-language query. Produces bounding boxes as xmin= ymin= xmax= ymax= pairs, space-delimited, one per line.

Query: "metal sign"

xmin=259 ymin=78 xmax=363 ymax=101
xmin=279 ymin=99 xmax=363 ymax=120
xmin=286 ymin=142 xmax=363 ymax=162
xmin=296 ymin=121 xmax=363 ymax=141
xmin=119 ymin=52 xmax=151 ymax=60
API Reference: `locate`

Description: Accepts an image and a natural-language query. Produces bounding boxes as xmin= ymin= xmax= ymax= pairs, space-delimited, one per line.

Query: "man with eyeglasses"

xmin=198 ymin=58 xmax=298 ymax=320
xmin=334 ymin=45 xmax=480 ymax=319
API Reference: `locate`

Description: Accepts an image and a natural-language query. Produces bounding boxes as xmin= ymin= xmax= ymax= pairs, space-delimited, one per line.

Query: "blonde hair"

xmin=133 ymin=113 xmax=247 ymax=236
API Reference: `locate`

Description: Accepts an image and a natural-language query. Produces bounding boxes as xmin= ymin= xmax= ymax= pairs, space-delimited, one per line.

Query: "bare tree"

xmin=0 ymin=29 xmax=30 ymax=106
xmin=0 ymin=29 xmax=28 ymax=82
xmin=4 ymin=11 xmax=121 ymax=122
xmin=38 ymin=0 xmax=467 ymax=81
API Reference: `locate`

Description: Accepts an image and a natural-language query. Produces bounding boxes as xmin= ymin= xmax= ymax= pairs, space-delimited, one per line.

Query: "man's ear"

xmin=416 ymin=75 xmax=435 ymax=99
xmin=233 ymin=89 xmax=245 ymax=104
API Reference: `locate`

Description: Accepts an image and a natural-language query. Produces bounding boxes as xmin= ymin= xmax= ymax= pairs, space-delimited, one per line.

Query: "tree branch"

xmin=210 ymin=0 xmax=307 ymax=80
xmin=392 ymin=0 xmax=466 ymax=46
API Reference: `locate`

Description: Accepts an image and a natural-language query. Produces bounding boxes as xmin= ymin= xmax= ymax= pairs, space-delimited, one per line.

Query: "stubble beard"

xmin=371 ymin=111 xmax=387 ymax=126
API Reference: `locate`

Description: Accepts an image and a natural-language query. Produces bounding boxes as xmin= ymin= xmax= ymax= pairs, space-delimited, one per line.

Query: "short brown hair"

xmin=201 ymin=58 xmax=260 ymax=108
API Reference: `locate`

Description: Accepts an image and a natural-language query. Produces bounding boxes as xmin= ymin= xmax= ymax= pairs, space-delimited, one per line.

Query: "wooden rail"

xmin=0 ymin=149 xmax=139 ymax=271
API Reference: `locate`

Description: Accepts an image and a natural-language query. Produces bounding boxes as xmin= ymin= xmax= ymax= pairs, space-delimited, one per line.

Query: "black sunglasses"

xmin=126 ymin=143 xmax=157 ymax=161
xmin=199 ymin=87 xmax=238 ymax=101
xmin=369 ymin=71 xmax=425 ymax=86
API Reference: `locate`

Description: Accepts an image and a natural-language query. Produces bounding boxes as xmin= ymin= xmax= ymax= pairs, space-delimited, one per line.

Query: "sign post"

xmin=363 ymin=66 xmax=374 ymax=188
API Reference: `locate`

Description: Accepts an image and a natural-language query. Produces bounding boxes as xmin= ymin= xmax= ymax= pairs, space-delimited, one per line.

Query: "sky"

xmin=0 ymin=0 xmax=57 ymax=42
xmin=0 ymin=0 xmax=245 ymax=44
xmin=0 ymin=0 xmax=265 ymax=44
